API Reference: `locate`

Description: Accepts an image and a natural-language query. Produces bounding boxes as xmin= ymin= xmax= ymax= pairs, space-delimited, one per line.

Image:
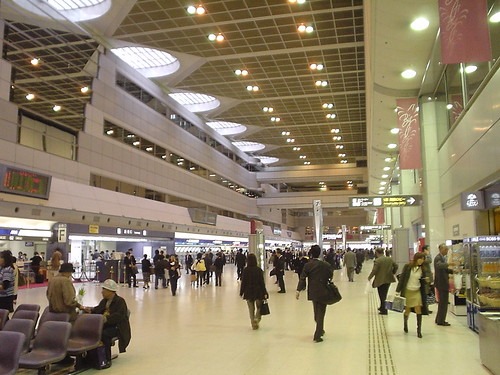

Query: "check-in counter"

xmin=478 ymin=312 xmax=500 ymax=375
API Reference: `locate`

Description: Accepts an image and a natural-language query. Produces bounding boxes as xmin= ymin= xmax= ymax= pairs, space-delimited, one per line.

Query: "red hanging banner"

xmin=438 ymin=0 xmax=492 ymax=64
xmin=376 ymin=208 xmax=385 ymax=225
xmin=396 ymin=98 xmax=422 ymax=170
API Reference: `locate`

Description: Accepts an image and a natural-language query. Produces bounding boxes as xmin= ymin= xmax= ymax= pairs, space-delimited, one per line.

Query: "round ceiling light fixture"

xmin=401 ymin=69 xmax=417 ymax=79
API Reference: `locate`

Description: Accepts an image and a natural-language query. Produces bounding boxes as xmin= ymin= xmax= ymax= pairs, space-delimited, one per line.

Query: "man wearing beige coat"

xmin=368 ymin=248 xmax=398 ymax=315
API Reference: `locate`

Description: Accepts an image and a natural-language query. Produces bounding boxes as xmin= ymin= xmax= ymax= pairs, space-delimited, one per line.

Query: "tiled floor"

xmin=16 ymin=261 xmax=489 ymax=375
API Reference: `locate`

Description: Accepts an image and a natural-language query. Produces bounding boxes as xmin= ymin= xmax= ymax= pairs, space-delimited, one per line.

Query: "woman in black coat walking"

xmin=240 ymin=254 xmax=268 ymax=330
xmin=396 ymin=252 xmax=430 ymax=338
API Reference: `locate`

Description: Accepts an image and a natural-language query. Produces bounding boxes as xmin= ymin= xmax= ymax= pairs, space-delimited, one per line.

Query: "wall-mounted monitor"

xmin=0 ymin=164 xmax=51 ymax=200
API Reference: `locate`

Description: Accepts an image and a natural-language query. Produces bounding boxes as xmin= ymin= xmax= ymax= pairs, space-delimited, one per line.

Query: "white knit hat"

xmin=102 ymin=279 xmax=118 ymax=292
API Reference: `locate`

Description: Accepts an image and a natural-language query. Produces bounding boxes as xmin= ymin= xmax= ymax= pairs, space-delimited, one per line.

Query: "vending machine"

xmin=463 ymin=236 xmax=500 ymax=332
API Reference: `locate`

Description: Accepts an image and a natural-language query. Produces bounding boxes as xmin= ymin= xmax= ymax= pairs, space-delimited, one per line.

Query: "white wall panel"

xmin=439 ymin=68 xmax=500 ymax=202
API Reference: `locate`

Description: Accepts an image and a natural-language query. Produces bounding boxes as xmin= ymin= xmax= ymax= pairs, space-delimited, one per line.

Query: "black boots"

xmin=404 ymin=314 xmax=422 ymax=338
xmin=417 ymin=314 xmax=423 ymax=338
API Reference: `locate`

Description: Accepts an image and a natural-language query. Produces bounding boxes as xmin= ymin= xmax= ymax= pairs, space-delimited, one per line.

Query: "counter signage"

xmin=89 ymin=225 xmax=100 ymax=234
xmin=484 ymin=186 xmax=500 ymax=208
xmin=461 ymin=191 xmax=485 ymax=210
xmin=349 ymin=195 xmax=421 ymax=208
xmin=360 ymin=225 xmax=391 ymax=230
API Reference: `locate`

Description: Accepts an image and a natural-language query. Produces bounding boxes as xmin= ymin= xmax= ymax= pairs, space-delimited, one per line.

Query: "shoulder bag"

xmin=324 ymin=280 xmax=342 ymax=305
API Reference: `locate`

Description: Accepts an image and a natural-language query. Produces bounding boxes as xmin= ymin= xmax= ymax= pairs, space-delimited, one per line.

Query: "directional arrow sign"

xmin=349 ymin=195 xmax=421 ymax=208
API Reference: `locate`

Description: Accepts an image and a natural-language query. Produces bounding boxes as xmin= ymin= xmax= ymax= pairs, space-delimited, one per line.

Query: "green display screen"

xmin=0 ymin=164 xmax=51 ymax=199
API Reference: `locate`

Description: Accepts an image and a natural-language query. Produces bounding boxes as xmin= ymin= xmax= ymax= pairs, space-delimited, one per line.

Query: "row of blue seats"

xmin=0 ymin=305 xmax=104 ymax=375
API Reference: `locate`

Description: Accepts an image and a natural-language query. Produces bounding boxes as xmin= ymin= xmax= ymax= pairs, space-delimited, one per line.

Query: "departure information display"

xmin=0 ymin=164 xmax=51 ymax=199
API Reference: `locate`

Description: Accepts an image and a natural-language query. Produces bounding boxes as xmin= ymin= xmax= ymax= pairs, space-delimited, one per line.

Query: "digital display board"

xmin=0 ymin=164 xmax=51 ymax=200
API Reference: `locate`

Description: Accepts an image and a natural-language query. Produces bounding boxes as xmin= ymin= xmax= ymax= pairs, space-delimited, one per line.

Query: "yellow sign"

xmin=89 ymin=224 xmax=99 ymax=234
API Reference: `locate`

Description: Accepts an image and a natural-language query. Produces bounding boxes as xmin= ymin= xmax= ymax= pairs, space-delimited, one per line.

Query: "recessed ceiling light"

xmin=340 ymin=160 xmax=348 ymax=164
xmin=281 ymin=131 xmax=290 ymax=136
xmin=446 ymin=103 xmax=453 ymax=110
xmin=304 ymin=161 xmax=311 ymax=165
xmin=25 ymin=93 xmax=35 ymax=100
xmin=246 ymin=85 xmax=259 ymax=91
xmin=490 ymin=11 xmax=500 ymax=23
xmin=332 ymin=136 xmax=342 ymax=141
xmin=31 ymin=58 xmax=40 ymax=66
xmin=390 ymin=128 xmax=399 ymax=134
xmin=309 ymin=63 xmax=324 ymax=70
xmin=293 ymin=147 xmax=301 ymax=151
xmin=326 ymin=114 xmax=337 ymax=119
xmin=106 ymin=130 xmax=114 ymax=135
xmin=146 ymin=147 xmax=153 ymax=152
xmin=235 ymin=69 xmax=248 ymax=76
xmin=298 ymin=23 xmax=314 ymax=33
xmin=133 ymin=141 xmax=140 ymax=146
xmin=410 ymin=17 xmax=430 ymax=31
xmin=53 ymin=105 xmax=61 ymax=112
xmin=208 ymin=33 xmax=225 ymax=42
xmin=263 ymin=107 xmax=274 ymax=112
xmin=271 ymin=117 xmax=281 ymax=122
xmin=462 ymin=65 xmax=477 ymax=74
xmin=80 ymin=86 xmax=89 ymax=94
xmin=383 ymin=166 xmax=391 ymax=171
xmin=299 ymin=155 xmax=307 ymax=159
xmin=330 ymin=128 xmax=340 ymax=133
xmin=286 ymin=138 xmax=295 ymax=143
xmin=382 ymin=174 xmax=389 ymax=178
xmin=289 ymin=0 xmax=306 ymax=4
xmin=322 ymin=103 xmax=334 ymax=109
xmin=335 ymin=144 xmax=344 ymax=149
xmin=387 ymin=143 xmax=397 ymax=149
xmin=401 ymin=69 xmax=417 ymax=79
xmin=315 ymin=80 xmax=328 ymax=87
xmin=384 ymin=157 xmax=392 ymax=162
xmin=338 ymin=153 xmax=346 ymax=157
xmin=380 ymin=181 xmax=387 ymax=186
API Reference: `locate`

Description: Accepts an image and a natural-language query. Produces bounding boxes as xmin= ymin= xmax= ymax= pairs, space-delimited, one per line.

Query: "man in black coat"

xmin=275 ymin=249 xmax=286 ymax=293
xmin=87 ymin=279 xmax=131 ymax=368
xmin=296 ymin=245 xmax=333 ymax=342
xmin=434 ymin=244 xmax=454 ymax=326
xmin=235 ymin=249 xmax=246 ymax=280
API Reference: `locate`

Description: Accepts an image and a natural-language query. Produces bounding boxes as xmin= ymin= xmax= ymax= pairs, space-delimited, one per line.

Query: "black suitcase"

xmin=35 ymin=274 xmax=45 ymax=283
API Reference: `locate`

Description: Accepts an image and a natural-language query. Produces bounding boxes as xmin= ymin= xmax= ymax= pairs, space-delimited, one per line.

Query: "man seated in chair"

xmin=85 ymin=279 xmax=131 ymax=367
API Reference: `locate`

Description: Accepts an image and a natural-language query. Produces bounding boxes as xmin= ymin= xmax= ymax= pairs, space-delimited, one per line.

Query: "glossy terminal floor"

xmin=16 ymin=262 xmax=489 ymax=375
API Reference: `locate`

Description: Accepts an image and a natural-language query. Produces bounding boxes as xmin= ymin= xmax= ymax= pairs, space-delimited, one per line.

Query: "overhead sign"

xmin=349 ymin=195 xmax=421 ymax=208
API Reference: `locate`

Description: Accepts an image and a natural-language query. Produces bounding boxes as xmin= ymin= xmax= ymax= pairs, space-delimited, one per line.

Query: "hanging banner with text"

xmin=313 ymin=200 xmax=323 ymax=251
xmin=438 ymin=0 xmax=491 ymax=64
xmin=396 ymin=98 xmax=422 ymax=170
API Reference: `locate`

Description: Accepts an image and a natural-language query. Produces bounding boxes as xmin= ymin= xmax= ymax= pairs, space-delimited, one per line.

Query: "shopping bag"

xmin=426 ymin=290 xmax=436 ymax=305
xmin=385 ymin=294 xmax=406 ymax=312
xmin=260 ymin=300 xmax=270 ymax=315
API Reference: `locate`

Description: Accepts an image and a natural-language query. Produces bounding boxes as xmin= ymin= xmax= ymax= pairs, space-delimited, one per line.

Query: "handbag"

xmin=324 ymin=280 xmax=342 ymax=305
xmin=260 ymin=300 xmax=270 ymax=315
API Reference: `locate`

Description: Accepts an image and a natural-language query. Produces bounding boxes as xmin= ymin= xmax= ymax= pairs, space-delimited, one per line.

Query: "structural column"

xmin=420 ymin=100 xmax=447 ymax=259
